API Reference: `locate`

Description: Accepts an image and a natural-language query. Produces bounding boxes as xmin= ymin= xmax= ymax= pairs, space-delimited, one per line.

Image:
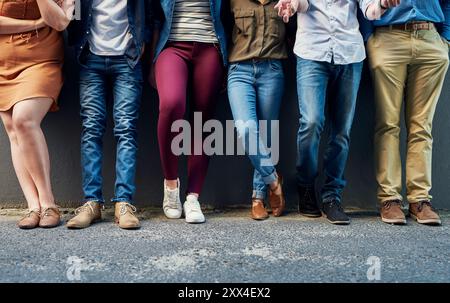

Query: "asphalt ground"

xmin=0 ymin=209 xmax=448 ymax=283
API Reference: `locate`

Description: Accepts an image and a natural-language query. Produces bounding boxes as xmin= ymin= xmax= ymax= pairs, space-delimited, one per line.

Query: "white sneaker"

xmin=183 ymin=194 xmax=205 ymax=224
xmin=163 ymin=179 xmax=182 ymax=219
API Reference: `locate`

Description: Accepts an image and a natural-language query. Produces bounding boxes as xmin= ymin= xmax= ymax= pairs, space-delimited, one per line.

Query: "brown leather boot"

xmin=66 ymin=201 xmax=102 ymax=229
xmin=380 ymin=200 xmax=406 ymax=225
xmin=114 ymin=202 xmax=140 ymax=229
xmin=17 ymin=209 xmax=41 ymax=229
xmin=409 ymin=201 xmax=441 ymax=225
xmin=268 ymin=174 xmax=285 ymax=217
xmin=251 ymin=199 xmax=269 ymax=220
xmin=39 ymin=207 xmax=61 ymax=228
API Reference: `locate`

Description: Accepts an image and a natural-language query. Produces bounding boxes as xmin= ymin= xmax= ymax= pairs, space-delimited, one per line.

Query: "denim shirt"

xmin=68 ymin=0 xmax=154 ymax=68
xmin=359 ymin=0 xmax=450 ymax=41
xmin=153 ymin=0 xmax=228 ymax=65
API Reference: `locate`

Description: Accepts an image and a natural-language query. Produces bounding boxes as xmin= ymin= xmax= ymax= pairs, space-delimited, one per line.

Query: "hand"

xmin=148 ymin=64 xmax=157 ymax=90
xmin=274 ymin=0 xmax=296 ymax=23
xmin=380 ymin=0 xmax=401 ymax=9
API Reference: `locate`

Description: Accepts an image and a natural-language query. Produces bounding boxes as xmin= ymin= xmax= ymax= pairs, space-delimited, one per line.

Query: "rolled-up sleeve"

xmin=297 ymin=0 xmax=310 ymax=13
xmin=359 ymin=0 xmax=375 ymax=19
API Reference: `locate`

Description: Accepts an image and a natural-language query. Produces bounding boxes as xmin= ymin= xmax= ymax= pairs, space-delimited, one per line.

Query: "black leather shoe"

xmin=322 ymin=200 xmax=350 ymax=225
xmin=298 ymin=186 xmax=321 ymax=217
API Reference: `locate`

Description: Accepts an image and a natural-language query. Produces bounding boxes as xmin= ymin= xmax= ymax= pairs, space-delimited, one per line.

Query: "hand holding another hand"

xmin=380 ymin=0 xmax=401 ymax=9
xmin=274 ymin=0 xmax=296 ymax=23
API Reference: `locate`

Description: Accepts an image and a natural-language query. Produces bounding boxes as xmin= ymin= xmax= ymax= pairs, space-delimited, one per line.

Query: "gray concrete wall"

xmin=1 ymin=45 xmax=449 ymax=210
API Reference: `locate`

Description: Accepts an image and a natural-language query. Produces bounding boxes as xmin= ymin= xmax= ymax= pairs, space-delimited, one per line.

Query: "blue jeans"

xmin=296 ymin=56 xmax=363 ymax=203
xmin=228 ymin=60 xmax=284 ymax=200
xmin=79 ymin=52 xmax=143 ymax=204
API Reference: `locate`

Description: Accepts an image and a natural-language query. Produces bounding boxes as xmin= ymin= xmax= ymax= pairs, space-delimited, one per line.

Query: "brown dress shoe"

xmin=18 ymin=209 xmax=41 ymax=229
xmin=380 ymin=200 xmax=406 ymax=224
xmin=67 ymin=201 xmax=102 ymax=229
xmin=409 ymin=201 xmax=441 ymax=225
xmin=268 ymin=174 xmax=285 ymax=217
xmin=114 ymin=202 xmax=140 ymax=229
xmin=39 ymin=207 xmax=61 ymax=228
xmin=251 ymin=199 xmax=269 ymax=220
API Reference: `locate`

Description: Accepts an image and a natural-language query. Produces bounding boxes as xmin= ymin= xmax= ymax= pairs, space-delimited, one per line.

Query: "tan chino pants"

xmin=367 ymin=26 xmax=449 ymax=204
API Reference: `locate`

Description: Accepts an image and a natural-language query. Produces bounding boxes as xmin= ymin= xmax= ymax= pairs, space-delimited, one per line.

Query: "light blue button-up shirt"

xmin=360 ymin=0 xmax=450 ymax=41
xmin=294 ymin=0 xmax=370 ymax=65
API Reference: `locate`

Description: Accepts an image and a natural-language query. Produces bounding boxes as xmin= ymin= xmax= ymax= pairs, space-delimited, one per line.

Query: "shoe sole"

xmin=381 ymin=217 xmax=407 ymax=225
xmin=164 ymin=213 xmax=182 ymax=219
xmin=251 ymin=215 xmax=270 ymax=221
xmin=39 ymin=223 xmax=62 ymax=229
xmin=410 ymin=213 xmax=441 ymax=225
xmin=18 ymin=225 xmax=39 ymax=230
xmin=299 ymin=212 xmax=322 ymax=218
xmin=325 ymin=218 xmax=350 ymax=225
xmin=66 ymin=218 xmax=102 ymax=229
xmin=185 ymin=217 xmax=206 ymax=224
xmin=114 ymin=218 xmax=141 ymax=229
xmin=322 ymin=213 xmax=350 ymax=225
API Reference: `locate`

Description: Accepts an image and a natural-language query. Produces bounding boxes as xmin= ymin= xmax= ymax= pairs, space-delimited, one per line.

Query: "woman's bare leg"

xmin=0 ymin=110 xmax=40 ymax=211
xmin=11 ymin=98 xmax=55 ymax=208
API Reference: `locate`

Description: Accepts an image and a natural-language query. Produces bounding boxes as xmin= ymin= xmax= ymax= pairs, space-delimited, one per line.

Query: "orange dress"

xmin=0 ymin=0 xmax=64 ymax=112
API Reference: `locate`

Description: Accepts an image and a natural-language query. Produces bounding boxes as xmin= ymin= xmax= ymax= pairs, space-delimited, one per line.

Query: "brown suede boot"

xmin=67 ymin=201 xmax=102 ymax=229
xmin=251 ymin=199 xmax=269 ymax=220
xmin=268 ymin=175 xmax=285 ymax=217
xmin=39 ymin=207 xmax=61 ymax=228
xmin=114 ymin=202 xmax=140 ymax=229
xmin=380 ymin=200 xmax=406 ymax=225
xmin=409 ymin=201 xmax=441 ymax=225
xmin=18 ymin=209 xmax=41 ymax=229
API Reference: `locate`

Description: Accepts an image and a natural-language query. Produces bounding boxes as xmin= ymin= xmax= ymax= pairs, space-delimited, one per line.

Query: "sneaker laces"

xmin=417 ymin=200 xmax=434 ymax=212
xmin=120 ymin=203 xmax=137 ymax=216
xmin=23 ymin=209 xmax=40 ymax=218
xmin=165 ymin=188 xmax=179 ymax=209
xmin=383 ymin=200 xmax=402 ymax=210
xmin=325 ymin=200 xmax=344 ymax=211
xmin=74 ymin=201 xmax=98 ymax=215
xmin=186 ymin=199 xmax=202 ymax=213
xmin=41 ymin=207 xmax=57 ymax=217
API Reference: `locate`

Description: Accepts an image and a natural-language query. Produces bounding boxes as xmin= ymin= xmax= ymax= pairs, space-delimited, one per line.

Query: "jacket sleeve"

xmin=439 ymin=0 xmax=450 ymax=41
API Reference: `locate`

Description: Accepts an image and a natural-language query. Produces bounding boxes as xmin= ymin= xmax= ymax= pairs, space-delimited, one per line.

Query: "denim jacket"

xmin=153 ymin=0 xmax=228 ymax=65
xmin=68 ymin=0 xmax=154 ymax=68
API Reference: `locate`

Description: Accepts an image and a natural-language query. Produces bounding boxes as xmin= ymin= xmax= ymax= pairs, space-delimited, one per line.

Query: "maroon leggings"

xmin=155 ymin=42 xmax=224 ymax=195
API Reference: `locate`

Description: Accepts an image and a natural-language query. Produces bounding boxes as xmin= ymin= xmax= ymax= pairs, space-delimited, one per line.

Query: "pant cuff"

xmin=111 ymin=198 xmax=133 ymax=204
xmin=83 ymin=198 xmax=104 ymax=204
xmin=262 ymin=171 xmax=277 ymax=185
xmin=408 ymin=197 xmax=431 ymax=204
xmin=322 ymin=195 xmax=341 ymax=204
xmin=378 ymin=196 xmax=403 ymax=204
xmin=252 ymin=190 xmax=267 ymax=200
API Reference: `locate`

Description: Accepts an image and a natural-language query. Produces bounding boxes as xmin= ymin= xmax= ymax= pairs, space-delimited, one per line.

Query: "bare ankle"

xmin=40 ymin=202 xmax=57 ymax=209
xmin=269 ymin=180 xmax=278 ymax=191
xmin=187 ymin=193 xmax=199 ymax=198
xmin=165 ymin=179 xmax=178 ymax=190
